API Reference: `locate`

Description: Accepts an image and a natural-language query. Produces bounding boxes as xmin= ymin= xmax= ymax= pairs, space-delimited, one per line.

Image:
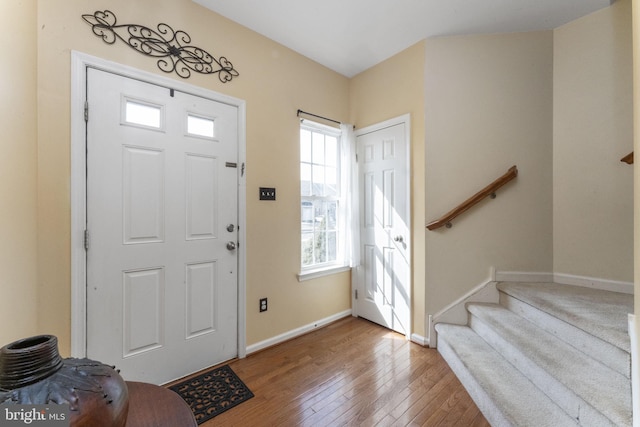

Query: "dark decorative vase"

xmin=0 ymin=335 xmax=129 ymax=427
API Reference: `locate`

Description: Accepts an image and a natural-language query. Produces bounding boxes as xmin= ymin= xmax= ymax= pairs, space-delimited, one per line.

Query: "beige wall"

xmin=35 ymin=0 xmax=351 ymax=354
xmin=0 ymin=0 xmax=38 ymax=345
xmin=424 ymin=31 xmax=555 ymax=316
xmin=2 ymin=0 xmax=634 ymax=362
xmin=553 ymin=0 xmax=634 ymax=282
xmin=632 ymin=0 xmax=640 ymax=414
xmin=349 ymin=41 xmax=427 ymax=337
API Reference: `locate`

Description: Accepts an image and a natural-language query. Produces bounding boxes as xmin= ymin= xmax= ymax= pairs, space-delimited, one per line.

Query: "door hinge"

xmin=355 ymin=289 xmax=358 ymax=300
xmin=84 ymin=101 xmax=89 ymax=122
xmin=84 ymin=230 xmax=90 ymax=251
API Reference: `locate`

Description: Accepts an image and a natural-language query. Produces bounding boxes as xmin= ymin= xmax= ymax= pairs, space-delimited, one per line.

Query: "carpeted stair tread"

xmin=496 ymin=282 xmax=632 ymax=353
xmin=467 ymin=302 xmax=632 ymax=427
xmin=499 ymin=288 xmax=631 ymax=378
xmin=436 ymin=323 xmax=579 ymax=427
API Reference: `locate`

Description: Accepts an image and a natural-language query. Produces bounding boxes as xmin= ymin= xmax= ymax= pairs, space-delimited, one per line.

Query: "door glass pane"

xmin=187 ymin=114 xmax=215 ymax=139
xmin=125 ymin=101 xmax=162 ymax=129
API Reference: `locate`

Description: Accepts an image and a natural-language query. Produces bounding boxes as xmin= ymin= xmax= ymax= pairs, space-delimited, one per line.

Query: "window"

xmin=300 ymin=121 xmax=345 ymax=273
xmin=122 ymin=98 xmax=164 ymax=130
xmin=186 ymin=113 xmax=215 ymax=139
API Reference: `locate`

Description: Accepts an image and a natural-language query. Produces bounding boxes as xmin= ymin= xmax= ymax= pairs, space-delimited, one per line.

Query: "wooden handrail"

xmin=621 ymin=152 xmax=634 ymax=164
xmin=426 ymin=165 xmax=518 ymax=231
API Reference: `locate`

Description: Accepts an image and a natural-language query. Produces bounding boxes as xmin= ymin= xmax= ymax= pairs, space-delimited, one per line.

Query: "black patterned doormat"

xmin=169 ymin=365 xmax=254 ymax=424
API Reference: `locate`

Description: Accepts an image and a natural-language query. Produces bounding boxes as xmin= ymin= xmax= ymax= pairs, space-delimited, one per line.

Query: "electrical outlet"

xmin=259 ymin=298 xmax=268 ymax=312
xmin=259 ymin=187 xmax=276 ymax=201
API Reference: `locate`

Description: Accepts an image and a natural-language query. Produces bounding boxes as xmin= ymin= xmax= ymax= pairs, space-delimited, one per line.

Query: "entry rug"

xmin=169 ymin=365 xmax=254 ymax=424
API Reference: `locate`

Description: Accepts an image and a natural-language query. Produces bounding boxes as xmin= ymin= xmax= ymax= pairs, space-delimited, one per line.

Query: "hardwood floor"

xmin=195 ymin=316 xmax=489 ymax=426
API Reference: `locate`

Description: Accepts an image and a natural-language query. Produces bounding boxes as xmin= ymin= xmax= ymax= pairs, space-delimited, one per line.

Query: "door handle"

xmin=226 ymin=241 xmax=237 ymax=251
xmin=394 ymin=235 xmax=404 ymax=243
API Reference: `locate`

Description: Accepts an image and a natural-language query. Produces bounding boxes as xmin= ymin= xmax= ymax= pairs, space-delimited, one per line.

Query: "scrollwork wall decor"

xmin=82 ymin=10 xmax=239 ymax=82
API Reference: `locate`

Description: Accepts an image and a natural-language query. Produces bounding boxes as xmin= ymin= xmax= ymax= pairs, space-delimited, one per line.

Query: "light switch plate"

xmin=259 ymin=187 xmax=276 ymax=200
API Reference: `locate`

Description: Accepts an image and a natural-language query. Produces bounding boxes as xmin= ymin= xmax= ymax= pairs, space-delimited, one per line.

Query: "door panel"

xmin=123 ymin=267 xmax=164 ymax=356
xmin=355 ymin=120 xmax=410 ymax=336
xmin=185 ymin=261 xmax=217 ymax=338
xmin=86 ymin=68 xmax=238 ymax=384
xmin=123 ymin=146 xmax=165 ymax=244
xmin=185 ymin=154 xmax=218 ymax=240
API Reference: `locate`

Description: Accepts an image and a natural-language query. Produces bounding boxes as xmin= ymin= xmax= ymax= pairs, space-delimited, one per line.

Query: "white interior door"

xmin=354 ymin=117 xmax=411 ymax=336
xmin=86 ymin=68 xmax=239 ymax=384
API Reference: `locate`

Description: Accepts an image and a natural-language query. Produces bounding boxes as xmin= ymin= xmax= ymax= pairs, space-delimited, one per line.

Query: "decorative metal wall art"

xmin=82 ymin=10 xmax=239 ymax=82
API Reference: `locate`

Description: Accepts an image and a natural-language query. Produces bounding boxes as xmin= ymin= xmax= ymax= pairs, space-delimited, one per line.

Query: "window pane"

xmin=300 ymin=163 xmax=312 ymax=196
xmin=314 ymin=200 xmax=327 ymax=231
xmin=327 ymin=201 xmax=337 ymax=229
xmin=312 ymin=132 xmax=325 ymax=165
xmin=301 ymin=202 xmax=313 ymax=231
xmin=301 ymin=232 xmax=314 ymax=266
xmin=325 ymin=166 xmax=337 ymax=197
xmin=312 ymin=165 xmax=325 ymax=196
xmin=125 ymin=101 xmax=161 ymax=128
xmin=187 ymin=114 xmax=214 ymax=138
xmin=301 ymin=130 xmax=312 ymax=163
xmin=314 ymin=231 xmax=327 ymax=263
xmin=327 ymin=231 xmax=337 ymax=262
xmin=325 ymin=136 xmax=338 ymax=167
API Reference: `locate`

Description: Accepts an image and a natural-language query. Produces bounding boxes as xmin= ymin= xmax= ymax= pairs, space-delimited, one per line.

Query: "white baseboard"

xmin=246 ymin=309 xmax=352 ymax=355
xmin=429 ymin=278 xmax=499 ymax=348
xmin=494 ymin=271 xmax=554 ymax=283
xmin=554 ymin=273 xmax=634 ymax=294
xmin=411 ymin=333 xmax=428 ymax=347
xmin=630 ymin=314 xmax=639 ymax=427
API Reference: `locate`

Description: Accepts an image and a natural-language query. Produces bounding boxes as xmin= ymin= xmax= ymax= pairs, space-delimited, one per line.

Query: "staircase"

xmin=435 ymin=282 xmax=634 ymax=426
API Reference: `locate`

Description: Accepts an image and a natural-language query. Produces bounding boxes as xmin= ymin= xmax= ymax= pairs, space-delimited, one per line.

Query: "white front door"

xmin=86 ymin=68 xmax=239 ymax=384
xmin=354 ymin=117 xmax=411 ymax=336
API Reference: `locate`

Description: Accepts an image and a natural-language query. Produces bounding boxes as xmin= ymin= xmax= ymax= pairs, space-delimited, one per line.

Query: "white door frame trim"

xmin=70 ymin=51 xmax=247 ymax=359
xmin=353 ymin=113 xmax=412 ymax=339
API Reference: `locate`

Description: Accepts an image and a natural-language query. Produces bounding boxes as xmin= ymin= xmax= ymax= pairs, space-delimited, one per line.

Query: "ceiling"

xmin=193 ymin=0 xmax=614 ymax=78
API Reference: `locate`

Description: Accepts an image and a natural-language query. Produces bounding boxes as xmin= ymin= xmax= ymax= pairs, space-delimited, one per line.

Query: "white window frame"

xmin=298 ymin=120 xmax=349 ymax=280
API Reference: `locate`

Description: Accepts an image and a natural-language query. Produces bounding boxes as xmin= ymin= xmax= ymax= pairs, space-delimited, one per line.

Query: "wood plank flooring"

xmin=185 ymin=316 xmax=489 ymax=426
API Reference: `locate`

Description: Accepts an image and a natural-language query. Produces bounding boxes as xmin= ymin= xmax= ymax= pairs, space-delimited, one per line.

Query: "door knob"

xmin=394 ymin=235 xmax=404 ymax=243
xmin=226 ymin=241 xmax=237 ymax=251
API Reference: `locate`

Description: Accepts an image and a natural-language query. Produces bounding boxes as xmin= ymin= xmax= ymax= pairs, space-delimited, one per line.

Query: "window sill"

xmin=297 ymin=265 xmax=351 ymax=282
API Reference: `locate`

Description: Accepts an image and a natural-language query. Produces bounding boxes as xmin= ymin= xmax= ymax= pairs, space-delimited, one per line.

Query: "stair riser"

xmin=499 ymin=292 xmax=631 ymax=379
xmin=469 ymin=313 xmax=618 ymax=427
